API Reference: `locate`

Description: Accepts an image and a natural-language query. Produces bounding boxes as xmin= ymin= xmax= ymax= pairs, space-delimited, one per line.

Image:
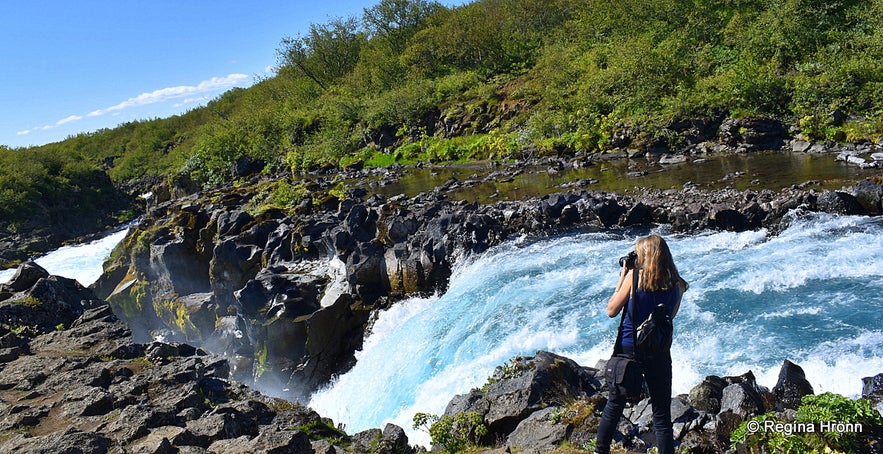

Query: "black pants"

xmin=595 ymin=348 xmax=674 ymax=454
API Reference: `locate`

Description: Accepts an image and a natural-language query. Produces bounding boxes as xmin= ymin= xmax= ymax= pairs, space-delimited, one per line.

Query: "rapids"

xmin=309 ymin=212 xmax=883 ymax=445
xmin=0 ymin=227 xmax=129 ymax=287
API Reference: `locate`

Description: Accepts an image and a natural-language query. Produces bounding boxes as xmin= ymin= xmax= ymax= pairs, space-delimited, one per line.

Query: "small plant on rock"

xmin=480 ymin=358 xmax=523 ymax=394
xmin=413 ymin=411 xmax=488 ymax=454
xmin=731 ymin=392 xmax=883 ymax=453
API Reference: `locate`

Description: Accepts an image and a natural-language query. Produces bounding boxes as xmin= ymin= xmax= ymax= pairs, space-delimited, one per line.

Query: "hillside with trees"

xmin=2 ymin=0 xmax=882 ymax=260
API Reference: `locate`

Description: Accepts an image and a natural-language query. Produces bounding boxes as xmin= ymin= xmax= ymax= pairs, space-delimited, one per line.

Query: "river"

xmin=308 ymin=212 xmax=883 ymax=446
xmin=0 ymin=227 xmax=129 ymax=287
xmin=2 ymin=161 xmax=881 ymax=449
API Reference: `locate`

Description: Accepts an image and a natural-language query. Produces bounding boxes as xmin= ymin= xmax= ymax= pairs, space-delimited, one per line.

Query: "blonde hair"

xmin=635 ymin=234 xmax=687 ymax=292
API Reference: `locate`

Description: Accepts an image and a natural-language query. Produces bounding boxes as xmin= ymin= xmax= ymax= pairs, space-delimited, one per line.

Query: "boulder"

xmin=0 ymin=266 xmax=103 ymax=334
xmin=506 ymin=407 xmax=569 ymax=452
xmin=718 ymin=117 xmax=788 ymax=151
xmin=235 ymin=269 xmax=323 ymax=319
xmin=3 ymin=261 xmax=49 ymax=292
xmin=791 ymin=140 xmax=813 ymax=153
xmin=689 ymin=375 xmax=727 ymax=413
xmin=444 ymin=351 xmax=600 ymax=438
xmin=351 ymin=428 xmax=383 ymax=453
xmin=862 ymin=373 xmax=883 ymax=413
xmin=720 ymin=383 xmax=764 ymax=420
xmin=231 ymin=155 xmax=265 ymax=178
xmin=378 ymin=423 xmax=414 ymax=454
xmin=816 ymin=191 xmax=866 ymax=215
xmin=772 ymin=360 xmax=814 ymax=410
xmin=711 ymin=208 xmax=750 ymax=232
xmin=849 ymin=179 xmax=883 ymax=214
xmin=621 ymin=202 xmax=654 ymax=226
xmin=595 ymin=198 xmax=628 ymax=227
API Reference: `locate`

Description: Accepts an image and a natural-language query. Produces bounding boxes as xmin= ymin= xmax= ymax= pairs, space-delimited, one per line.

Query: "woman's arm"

xmin=606 ymin=267 xmax=632 ymax=317
xmin=671 ymin=279 xmax=688 ymax=318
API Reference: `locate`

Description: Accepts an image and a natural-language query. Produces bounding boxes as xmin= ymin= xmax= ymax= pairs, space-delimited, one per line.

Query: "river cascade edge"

xmin=3 ymin=148 xmax=883 ymax=450
xmin=2 ymin=265 xmax=883 ymax=452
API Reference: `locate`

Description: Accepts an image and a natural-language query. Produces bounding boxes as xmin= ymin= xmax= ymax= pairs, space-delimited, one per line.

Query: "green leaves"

xmin=279 ymin=17 xmax=366 ymax=91
xmin=413 ymin=411 xmax=488 ymax=453
xmin=4 ymin=0 xmax=883 ymax=241
xmin=731 ymin=392 xmax=883 ymax=453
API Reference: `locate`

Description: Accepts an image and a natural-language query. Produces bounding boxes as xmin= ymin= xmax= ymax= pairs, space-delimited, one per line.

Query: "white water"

xmin=0 ymin=227 xmax=129 ymax=287
xmin=5 ymin=213 xmax=881 ymax=448
xmin=309 ymin=213 xmax=883 ymax=446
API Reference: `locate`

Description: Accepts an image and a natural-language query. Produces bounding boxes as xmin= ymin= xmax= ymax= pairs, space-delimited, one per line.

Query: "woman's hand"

xmin=607 ymin=268 xmax=632 ymax=317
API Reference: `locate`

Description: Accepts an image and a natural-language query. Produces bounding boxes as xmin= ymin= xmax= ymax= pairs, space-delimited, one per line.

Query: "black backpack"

xmin=630 ymin=270 xmax=673 ymax=354
xmin=635 ymin=303 xmax=673 ymax=353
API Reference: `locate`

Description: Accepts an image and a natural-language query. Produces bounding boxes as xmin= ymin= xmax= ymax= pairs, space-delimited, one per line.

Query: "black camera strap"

xmin=613 ymin=267 xmax=640 ymax=356
xmin=629 ymin=267 xmax=639 ymax=350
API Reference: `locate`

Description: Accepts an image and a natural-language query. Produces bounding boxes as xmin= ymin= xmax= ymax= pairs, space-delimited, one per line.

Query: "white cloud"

xmin=89 ymin=73 xmax=250 ymax=117
xmin=57 ymin=115 xmax=83 ymax=125
xmin=173 ymin=95 xmax=211 ymax=108
xmin=30 ymin=73 xmax=252 ymax=134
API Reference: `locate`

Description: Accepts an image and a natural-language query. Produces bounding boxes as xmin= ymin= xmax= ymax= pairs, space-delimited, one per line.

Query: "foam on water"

xmin=309 ymin=213 xmax=883 ymax=447
xmin=0 ymin=227 xmax=129 ymax=286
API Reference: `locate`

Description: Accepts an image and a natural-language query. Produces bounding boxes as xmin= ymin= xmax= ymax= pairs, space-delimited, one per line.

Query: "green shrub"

xmin=731 ymin=392 xmax=883 ymax=453
xmin=413 ymin=411 xmax=488 ymax=454
xmin=363 ymin=79 xmax=437 ymax=130
xmin=245 ymin=179 xmax=312 ymax=215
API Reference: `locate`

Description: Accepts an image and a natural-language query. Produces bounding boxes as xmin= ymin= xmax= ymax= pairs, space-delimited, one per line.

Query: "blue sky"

xmin=1 ymin=1 xmax=463 ymax=148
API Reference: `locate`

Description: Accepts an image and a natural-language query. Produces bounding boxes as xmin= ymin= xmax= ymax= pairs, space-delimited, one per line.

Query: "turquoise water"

xmin=6 ymin=213 xmax=881 ymax=448
xmin=309 ymin=212 xmax=883 ymax=446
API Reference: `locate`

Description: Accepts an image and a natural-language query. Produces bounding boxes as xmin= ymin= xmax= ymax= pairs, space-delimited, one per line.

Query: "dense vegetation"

xmin=2 ymin=0 xmax=882 ymax=238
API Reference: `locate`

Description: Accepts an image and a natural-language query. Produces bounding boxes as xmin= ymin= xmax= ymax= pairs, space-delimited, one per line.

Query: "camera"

xmin=618 ymin=251 xmax=638 ymax=269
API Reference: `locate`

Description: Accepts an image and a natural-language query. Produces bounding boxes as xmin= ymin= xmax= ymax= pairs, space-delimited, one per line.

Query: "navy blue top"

xmin=621 ymin=286 xmax=680 ymax=348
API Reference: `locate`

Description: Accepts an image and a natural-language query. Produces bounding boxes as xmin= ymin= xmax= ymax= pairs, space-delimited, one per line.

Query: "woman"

xmin=595 ymin=234 xmax=688 ymax=454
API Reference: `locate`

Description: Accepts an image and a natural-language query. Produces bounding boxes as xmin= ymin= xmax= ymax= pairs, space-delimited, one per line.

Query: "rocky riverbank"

xmin=3 ymin=122 xmax=883 ymax=452
xmin=0 ymin=262 xmax=410 ymax=453
xmin=88 ymin=153 xmax=883 ymax=403
xmin=2 ymin=265 xmax=882 ymax=453
xmin=2 ymin=114 xmax=881 ymax=271
xmin=429 ymin=351 xmax=883 ymax=453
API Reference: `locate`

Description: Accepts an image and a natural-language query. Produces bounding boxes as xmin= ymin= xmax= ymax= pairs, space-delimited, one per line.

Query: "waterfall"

xmin=0 ymin=227 xmax=129 ymax=286
xmin=309 ymin=212 xmax=883 ymax=446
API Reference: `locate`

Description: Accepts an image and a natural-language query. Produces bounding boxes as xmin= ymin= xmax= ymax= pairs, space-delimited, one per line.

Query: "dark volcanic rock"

xmin=849 ymin=178 xmax=883 ymax=214
xmin=0 ymin=267 xmax=430 ymax=454
xmin=718 ymin=117 xmax=788 ymax=151
xmin=689 ymin=375 xmax=728 ymax=414
xmin=506 ymin=407 xmax=570 ymax=452
xmin=862 ymin=373 xmax=883 ymax=413
xmin=0 ymin=263 xmax=104 ymax=334
xmin=772 ymin=359 xmax=814 ymax=410
xmin=90 ymin=169 xmax=883 ymax=406
xmin=431 ymin=353 xmax=883 ymax=454
xmin=816 ymin=190 xmax=866 ymax=215
xmin=444 ymin=351 xmax=600 ymax=440
xmin=3 ymin=271 xmax=880 ymax=454
xmin=4 ymin=261 xmax=49 ymax=292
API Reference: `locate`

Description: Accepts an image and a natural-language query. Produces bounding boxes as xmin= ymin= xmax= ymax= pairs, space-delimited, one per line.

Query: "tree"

xmin=278 ymin=17 xmax=366 ymax=91
xmin=362 ymin=0 xmax=445 ymax=54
